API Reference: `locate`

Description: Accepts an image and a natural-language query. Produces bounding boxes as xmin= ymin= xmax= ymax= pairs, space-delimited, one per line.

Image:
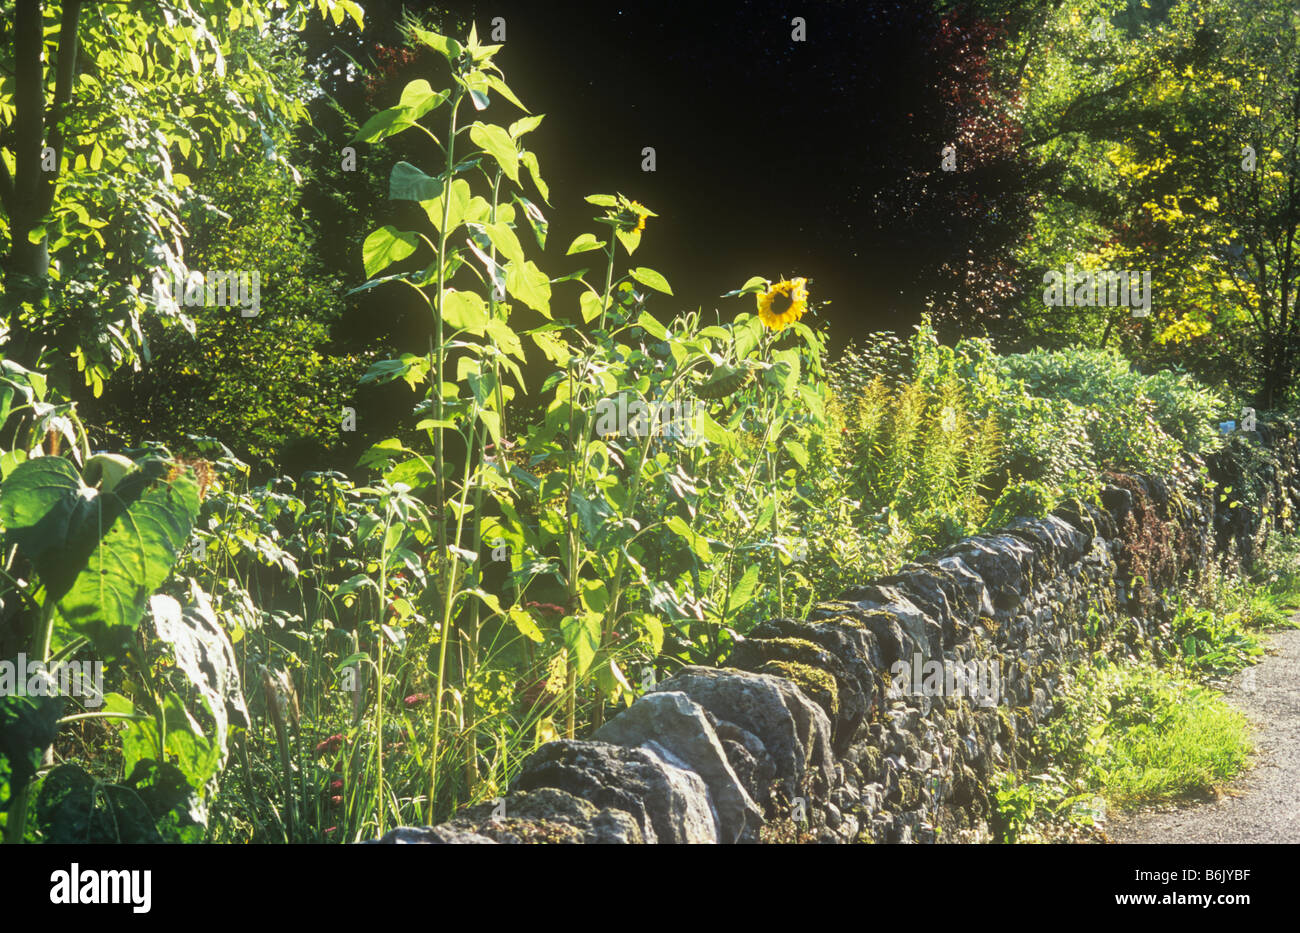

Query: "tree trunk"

xmin=2 ymin=0 xmax=83 ymax=369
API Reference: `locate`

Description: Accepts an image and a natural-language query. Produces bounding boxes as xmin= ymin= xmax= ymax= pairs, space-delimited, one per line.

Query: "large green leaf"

xmin=480 ymin=221 xmax=526 ymax=268
xmin=728 ymin=564 xmax=762 ymax=612
xmin=505 ymin=259 xmax=552 ymax=317
xmin=389 ymin=161 xmax=441 ymax=202
xmin=469 ymin=122 xmax=520 ymax=183
xmin=398 ymin=79 xmax=448 ymax=121
xmin=55 ymin=466 xmax=199 ymax=658
xmin=566 ymin=233 xmax=605 ymax=256
xmin=421 ymin=178 xmax=472 ymax=234
xmin=441 ymin=290 xmax=489 ymax=335
xmin=509 ymin=114 xmax=545 ymax=140
xmin=118 ymin=692 xmax=222 ymax=794
xmin=124 ymin=759 xmax=207 ymax=844
xmin=0 ymin=457 xmax=84 ymax=572
xmin=362 ymin=226 xmax=419 ymax=278
xmin=0 ymin=692 xmax=65 ymax=806
xmin=149 ymin=590 xmax=249 ymax=762
xmin=560 ymin=612 xmax=601 ymax=677
xmin=630 ymin=267 xmax=673 ymax=295
xmin=412 ymin=27 xmax=464 ymax=62
xmin=521 ymin=150 xmax=549 ymax=202
xmin=484 ymin=74 xmax=529 ymax=113
xmin=513 ymin=194 xmax=548 ymax=249
xmin=353 ymin=105 xmax=418 ymax=143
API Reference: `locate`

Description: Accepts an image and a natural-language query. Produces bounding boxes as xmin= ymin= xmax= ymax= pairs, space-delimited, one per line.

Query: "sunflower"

xmin=612 ymin=196 xmax=653 ymax=234
xmin=756 ymin=277 xmax=809 ymax=331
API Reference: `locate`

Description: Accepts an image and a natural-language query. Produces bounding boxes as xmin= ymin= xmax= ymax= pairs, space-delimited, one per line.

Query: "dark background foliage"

xmin=302 ymin=0 xmax=1033 ymax=359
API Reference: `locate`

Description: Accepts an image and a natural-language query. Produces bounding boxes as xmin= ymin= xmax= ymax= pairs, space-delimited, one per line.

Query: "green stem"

xmin=715 ymin=404 xmax=782 ymax=662
xmin=562 ymin=240 xmax=624 ymax=736
xmin=428 ymin=395 xmax=487 ymax=822
xmin=768 ymin=447 xmax=784 ymax=616
xmin=463 ymin=170 xmax=507 ymax=794
xmin=427 ymin=90 xmax=463 ymax=820
xmin=375 ymin=502 xmax=392 ymax=837
xmin=56 ymin=711 xmax=148 ymax=726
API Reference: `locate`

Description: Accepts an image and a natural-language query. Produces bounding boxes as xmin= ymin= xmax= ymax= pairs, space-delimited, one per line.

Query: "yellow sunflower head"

xmin=756 ymin=277 xmax=809 ymax=331
xmin=612 ymin=197 xmax=653 ymax=234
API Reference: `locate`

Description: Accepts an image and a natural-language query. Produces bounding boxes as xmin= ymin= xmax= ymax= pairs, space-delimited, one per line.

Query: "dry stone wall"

xmin=370 ymin=421 xmax=1300 ymax=844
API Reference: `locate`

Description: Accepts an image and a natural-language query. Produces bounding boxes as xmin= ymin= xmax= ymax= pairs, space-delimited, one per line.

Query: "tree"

xmin=0 ymin=0 xmax=363 ymax=392
xmin=1007 ymin=0 xmax=1300 ymax=406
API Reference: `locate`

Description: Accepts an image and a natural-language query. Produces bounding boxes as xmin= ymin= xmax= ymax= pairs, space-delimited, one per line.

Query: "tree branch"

xmin=36 ymin=0 xmax=84 ymax=216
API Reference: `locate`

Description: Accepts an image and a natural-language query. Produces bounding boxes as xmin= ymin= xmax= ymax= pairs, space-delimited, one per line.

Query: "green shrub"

xmin=994 ymin=346 xmax=1224 ymax=475
xmin=821 ymin=327 xmax=1231 ymax=577
xmin=1171 ymin=606 xmax=1264 ymax=677
xmin=986 ymin=478 xmax=1063 ymax=531
xmin=984 ymin=392 xmax=1096 ymax=499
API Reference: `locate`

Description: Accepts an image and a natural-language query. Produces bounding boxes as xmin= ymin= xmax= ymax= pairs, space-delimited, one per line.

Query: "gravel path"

xmin=1107 ymin=626 xmax=1300 ymax=844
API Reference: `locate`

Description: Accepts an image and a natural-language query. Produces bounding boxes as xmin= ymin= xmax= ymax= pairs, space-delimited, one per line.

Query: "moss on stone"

xmin=898 ymin=773 xmax=921 ymax=809
xmin=858 ymin=745 xmax=883 ymax=778
xmin=857 ymin=609 xmax=903 ymax=628
xmin=760 ymin=660 xmax=840 ymax=722
xmin=996 ymin=705 xmax=1015 ymax=733
xmin=761 ymin=636 xmax=827 ymax=659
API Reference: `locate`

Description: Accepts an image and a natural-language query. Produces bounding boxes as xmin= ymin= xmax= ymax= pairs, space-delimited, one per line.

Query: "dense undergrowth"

xmin=0 ymin=19 xmax=1289 ymax=845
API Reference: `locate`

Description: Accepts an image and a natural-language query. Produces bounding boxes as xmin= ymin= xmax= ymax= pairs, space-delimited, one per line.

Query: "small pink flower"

xmin=524 ymin=601 xmax=566 ymax=618
xmin=314 ymin=734 xmax=345 ymax=756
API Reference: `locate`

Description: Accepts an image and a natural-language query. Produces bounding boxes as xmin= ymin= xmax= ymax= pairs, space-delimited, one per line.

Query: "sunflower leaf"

xmin=629 ymin=267 xmax=672 ymax=295
xmin=721 ymin=276 xmax=769 ymax=298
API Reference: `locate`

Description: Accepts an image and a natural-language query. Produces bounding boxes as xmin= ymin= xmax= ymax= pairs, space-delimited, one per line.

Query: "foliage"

xmin=2 ymin=8 xmax=1295 ymax=848
xmin=0 ymin=0 xmax=363 ymax=392
xmin=995 ymin=347 xmax=1224 ymax=464
xmin=990 ymin=767 xmax=1107 ymax=844
xmin=812 ymin=324 xmax=1226 ymax=593
xmin=824 ymin=327 xmax=1000 ymax=580
xmin=1001 ymin=0 xmax=1300 ymax=406
xmin=0 ymin=382 xmax=236 ymax=843
xmin=1170 ymin=604 xmax=1264 ymax=677
xmin=341 ymin=20 xmax=841 ymax=822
